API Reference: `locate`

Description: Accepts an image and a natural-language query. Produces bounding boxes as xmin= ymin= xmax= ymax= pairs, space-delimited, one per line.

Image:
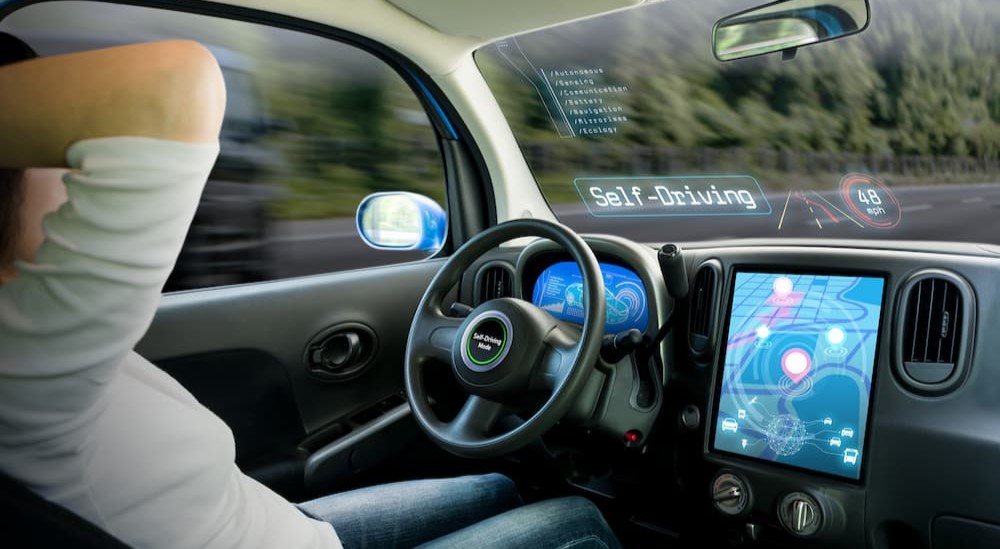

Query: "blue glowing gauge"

xmin=531 ymin=261 xmax=648 ymax=334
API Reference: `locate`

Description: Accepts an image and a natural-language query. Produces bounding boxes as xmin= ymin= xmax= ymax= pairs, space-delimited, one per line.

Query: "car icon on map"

xmin=829 ymin=437 xmax=842 ymax=448
xmin=841 ymin=427 xmax=855 ymax=438
xmin=823 ymin=417 xmax=833 ymax=426
xmin=843 ymin=448 xmax=860 ymax=465
xmin=721 ymin=418 xmax=739 ymax=433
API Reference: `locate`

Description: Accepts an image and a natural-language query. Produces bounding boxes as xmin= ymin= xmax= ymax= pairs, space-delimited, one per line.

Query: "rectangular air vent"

xmin=689 ymin=264 xmax=717 ymax=354
xmin=902 ymin=277 xmax=963 ymax=368
xmin=478 ymin=265 xmax=512 ymax=304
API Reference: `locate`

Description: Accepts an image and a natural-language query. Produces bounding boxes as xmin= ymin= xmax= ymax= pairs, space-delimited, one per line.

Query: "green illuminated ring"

xmin=461 ymin=311 xmax=513 ymax=372
xmin=467 ymin=321 xmax=507 ymax=365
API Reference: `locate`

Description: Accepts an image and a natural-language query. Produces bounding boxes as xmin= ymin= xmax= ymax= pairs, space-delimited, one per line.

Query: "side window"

xmin=1 ymin=1 xmax=447 ymax=291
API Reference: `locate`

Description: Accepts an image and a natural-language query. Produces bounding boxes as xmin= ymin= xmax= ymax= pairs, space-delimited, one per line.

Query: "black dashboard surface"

xmin=461 ymin=236 xmax=1000 ymax=548
xmin=679 ymin=243 xmax=995 ymax=548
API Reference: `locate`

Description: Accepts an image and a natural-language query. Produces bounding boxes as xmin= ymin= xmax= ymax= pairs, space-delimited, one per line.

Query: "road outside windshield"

xmin=476 ymin=0 xmax=1000 ymax=244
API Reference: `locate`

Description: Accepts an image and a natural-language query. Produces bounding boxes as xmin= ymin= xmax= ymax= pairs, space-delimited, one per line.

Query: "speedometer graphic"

xmin=840 ymin=173 xmax=901 ymax=229
xmin=613 ymin=280 xmax=646 ymax=323
xmin=601 ymin=274 xmax=647 ymax=330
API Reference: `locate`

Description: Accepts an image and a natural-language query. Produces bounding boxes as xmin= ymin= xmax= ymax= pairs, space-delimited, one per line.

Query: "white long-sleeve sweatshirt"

xmin=0 ymin=137 xmax=343 ymax=549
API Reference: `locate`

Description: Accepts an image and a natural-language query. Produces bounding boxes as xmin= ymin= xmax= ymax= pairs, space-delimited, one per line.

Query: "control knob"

xmin=778 ymin=492 xmax=822 ymax=537
xmin=711 ymin=473 xmax=749 ymax=516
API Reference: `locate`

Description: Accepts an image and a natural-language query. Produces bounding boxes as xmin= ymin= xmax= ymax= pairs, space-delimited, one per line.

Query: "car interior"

xmin=2 ymin=0 xmax=999 ymax=547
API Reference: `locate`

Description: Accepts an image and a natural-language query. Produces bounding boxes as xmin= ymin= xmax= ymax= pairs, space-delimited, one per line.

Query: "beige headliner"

xmin=388 ymin=0 xmax=646 ymax=43
xmin=211 ymin=0 xmax=651 ymax=76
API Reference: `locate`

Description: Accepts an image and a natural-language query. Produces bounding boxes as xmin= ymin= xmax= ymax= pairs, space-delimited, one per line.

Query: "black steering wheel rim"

xmin=404 ymin=219 xmax=605 ymax=458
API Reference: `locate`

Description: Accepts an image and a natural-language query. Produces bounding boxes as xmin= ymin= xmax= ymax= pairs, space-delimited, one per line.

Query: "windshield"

xmin=476 ymin=0 xmax=1000 ymax=244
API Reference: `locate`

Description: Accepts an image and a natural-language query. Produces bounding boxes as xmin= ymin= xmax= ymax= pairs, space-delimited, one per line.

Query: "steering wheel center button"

xmin=461 ymin=312 xmax=513 ymax=372
xmin=468 ymin=320 xmax=506 ymax=365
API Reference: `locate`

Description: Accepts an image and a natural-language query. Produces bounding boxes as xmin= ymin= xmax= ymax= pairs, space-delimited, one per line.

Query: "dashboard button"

xmin=680 ymin=404 xmax=701 ymax=430
xmin=623 ymin=429 xmax=643 ymax=447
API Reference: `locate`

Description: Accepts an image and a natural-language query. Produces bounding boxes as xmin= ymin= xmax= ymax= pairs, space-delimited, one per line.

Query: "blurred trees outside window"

xmin=1 ymin=1 xmax=447 ymax=290
xmin=478 ymin=0 xmax=1000 ymax=209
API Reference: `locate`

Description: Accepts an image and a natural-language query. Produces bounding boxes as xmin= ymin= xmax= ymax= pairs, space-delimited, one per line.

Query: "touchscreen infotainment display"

xmin=531 ymin=261 xmax=649 ymax=334
xmin=712 ymin=271 xmax=885 ymax=480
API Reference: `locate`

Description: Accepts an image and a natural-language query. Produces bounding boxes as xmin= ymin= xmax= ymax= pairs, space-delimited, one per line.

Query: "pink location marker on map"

xmin=781 ymin=348 xmax=812 ymax=384
xmin=773 ymin=276 xmax=794 ymax=300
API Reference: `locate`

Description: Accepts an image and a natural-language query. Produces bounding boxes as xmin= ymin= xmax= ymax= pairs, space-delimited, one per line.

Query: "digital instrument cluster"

xmin=530 ymin=261 xmax=649 ymax=334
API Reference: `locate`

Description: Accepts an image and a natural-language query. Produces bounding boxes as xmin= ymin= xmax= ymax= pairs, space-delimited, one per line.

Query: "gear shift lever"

xmin=657 ymin=243 xmax=688 ymax=300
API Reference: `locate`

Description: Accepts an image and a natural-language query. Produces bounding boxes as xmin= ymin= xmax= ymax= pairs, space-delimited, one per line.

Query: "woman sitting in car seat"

xmin=0 ymin=34 xmax=622 ymax=549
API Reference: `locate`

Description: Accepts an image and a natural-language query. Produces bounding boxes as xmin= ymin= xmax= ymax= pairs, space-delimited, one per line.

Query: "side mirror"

xmin=356 ymin=192 xmax=447 ymax=252
xmin=713 ymin=0 xmax=870 ymax=62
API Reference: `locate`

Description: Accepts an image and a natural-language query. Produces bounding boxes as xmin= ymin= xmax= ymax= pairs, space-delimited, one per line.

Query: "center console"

xmin=695 ymin=262 xmax=893 ymax=546
xmin=710 ymin=270 xmax=886 ymax=481
xmin=464 ymin=238 xmax=997 ymax=548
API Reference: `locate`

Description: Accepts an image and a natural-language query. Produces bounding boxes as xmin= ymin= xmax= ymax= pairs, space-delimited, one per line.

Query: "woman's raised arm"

xmin=0 ymin=39 xmax=225 ymax=167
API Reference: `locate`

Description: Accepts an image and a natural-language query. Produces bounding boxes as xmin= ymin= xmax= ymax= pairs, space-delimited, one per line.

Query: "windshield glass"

xmin=476 ymin=0 xmax=1000 ymax=244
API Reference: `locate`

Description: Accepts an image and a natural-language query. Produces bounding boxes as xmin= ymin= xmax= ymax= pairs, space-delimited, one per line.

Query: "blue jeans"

xmin=298 ymin=474 xmax=623 ymax=549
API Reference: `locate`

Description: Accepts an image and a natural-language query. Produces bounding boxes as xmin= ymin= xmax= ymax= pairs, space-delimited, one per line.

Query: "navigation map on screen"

xmin=713 ymin=272 xmax=884 ymax=479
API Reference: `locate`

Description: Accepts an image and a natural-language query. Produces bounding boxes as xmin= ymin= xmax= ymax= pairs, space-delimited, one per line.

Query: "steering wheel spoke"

xmin=411 ymin=310 xmax=462 ymax=364
xmin=446 ymin=396 xmax=509 ymax=440
xmin=533 ymin=322 xmax=582 ymax=391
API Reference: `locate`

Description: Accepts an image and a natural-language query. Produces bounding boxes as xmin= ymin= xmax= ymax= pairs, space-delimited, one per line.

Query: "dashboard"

xmin=461 ymin=235 xmax=1000 ymax=549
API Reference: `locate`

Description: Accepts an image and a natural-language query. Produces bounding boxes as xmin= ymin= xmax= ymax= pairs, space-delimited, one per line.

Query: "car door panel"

xmin=135 ymin=258 xmax=444 ymax=497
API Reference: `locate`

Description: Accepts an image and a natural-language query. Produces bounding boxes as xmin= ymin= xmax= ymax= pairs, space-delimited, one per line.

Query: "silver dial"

xmin=711 ymin=473 xmax=749 ymax=516
xmin=778 ymin=492 xmax=822 ymax=537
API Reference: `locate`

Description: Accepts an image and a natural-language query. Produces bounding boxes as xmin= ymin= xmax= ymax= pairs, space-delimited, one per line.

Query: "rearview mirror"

xmin=356 ymin=192 xmax=447 ymax=252
xmin=713 ymin=0 xmax=870 ymax=62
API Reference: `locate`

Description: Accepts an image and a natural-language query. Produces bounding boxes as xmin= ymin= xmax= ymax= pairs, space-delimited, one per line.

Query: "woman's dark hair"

xmin=0 ymin=32 xmax=38 ymax=270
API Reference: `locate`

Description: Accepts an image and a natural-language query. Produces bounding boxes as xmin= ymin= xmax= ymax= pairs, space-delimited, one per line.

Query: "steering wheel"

xmin=404 ymin=219 xmax=605 ymax=458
